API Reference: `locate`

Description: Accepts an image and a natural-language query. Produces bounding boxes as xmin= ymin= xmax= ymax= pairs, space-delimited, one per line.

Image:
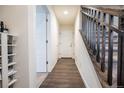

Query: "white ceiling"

xmin=53 ymin=5 xmax=79 ymax=25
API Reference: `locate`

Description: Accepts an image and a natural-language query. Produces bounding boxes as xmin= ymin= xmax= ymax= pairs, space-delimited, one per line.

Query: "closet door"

xmin=36 ymin=13 xmax=47 ymax=72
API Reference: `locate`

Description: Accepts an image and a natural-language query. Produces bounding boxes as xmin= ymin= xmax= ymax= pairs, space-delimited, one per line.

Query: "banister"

xmin=80 ymin=5 xmax=124 ymax=88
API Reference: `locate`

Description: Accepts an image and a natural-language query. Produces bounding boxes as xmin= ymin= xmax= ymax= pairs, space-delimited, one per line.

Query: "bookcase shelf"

xmin=8 ymin=62 xmax=16 ymax=67
xmin=8 ymin=70 xmax=17 ymax=76
xmin=0 ymin=32 xmax=17 ymax=88
xmin=8 ymin=79 xmax=17 ymax=87
xmin=8 ymin=53 xmax=16 ymax=56
xmin=8 ymin=44 xmax=16 ymax=47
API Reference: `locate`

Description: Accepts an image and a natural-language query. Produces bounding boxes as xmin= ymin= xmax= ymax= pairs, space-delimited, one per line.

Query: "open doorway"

xmin=36 ymin=5 xmax=49 ymax=87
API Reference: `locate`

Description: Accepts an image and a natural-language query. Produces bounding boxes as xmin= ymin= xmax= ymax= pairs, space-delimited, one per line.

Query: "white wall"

xmin=0 ymin=6 xmax=36 ymax=88
xmin=27 ymin=6 xmax=37 ymax=88
xmin=0 ymin=5 xmax=60 ymax=88
xmin=74 ymin=8 xmax=102 ymax=88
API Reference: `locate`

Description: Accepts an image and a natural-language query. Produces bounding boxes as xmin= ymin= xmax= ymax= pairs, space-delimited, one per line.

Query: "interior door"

xmin=59 ymin=29 xmax=74 ymax=58
xmin=36 ymin=13 xmax=47 ymax=72
xmin=36 ymin=6 xmax=50 ymax=73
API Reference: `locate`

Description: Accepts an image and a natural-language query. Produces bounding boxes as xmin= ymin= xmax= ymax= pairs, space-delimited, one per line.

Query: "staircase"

xmin=80 ymin=6 xmax=124 ymax=88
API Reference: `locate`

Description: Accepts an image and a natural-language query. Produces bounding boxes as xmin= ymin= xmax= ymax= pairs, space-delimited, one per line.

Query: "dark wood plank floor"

xmin=40 ymin=58 xmax=85 ymax=88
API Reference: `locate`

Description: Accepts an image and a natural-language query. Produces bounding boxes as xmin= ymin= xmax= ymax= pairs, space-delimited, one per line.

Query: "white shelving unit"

xmin=0 ymin=32 xmax=17 ymax=88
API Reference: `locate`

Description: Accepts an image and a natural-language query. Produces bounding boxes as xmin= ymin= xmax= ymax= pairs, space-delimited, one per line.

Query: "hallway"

xmin=40 ymin=58 xmax=85 ymax=88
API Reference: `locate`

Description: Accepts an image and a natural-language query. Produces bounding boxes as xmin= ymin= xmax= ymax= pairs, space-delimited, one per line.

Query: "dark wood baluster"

xmin=96 ymin=12 xmax=101 ymax=62
xmin=117 ymin=17 xmax=124 ymax=88
xmin=91 ymin=18 xmax=93 ymax=51
xmin=86 ymin=15 xmax=88 ymax=41
xmin=96 ymin=23 xmax=100 ymax=62
xmin=89 ymin=17 xmax=91 ymax=49
xmin=93 ymin=19 xmax=96 ymax=55
xmin=101 ymin=26 xmax=106 ymax=72
xmin=85 ymin=15 xmax=87 ymax=42
xmin=107 ymin=15 xmax=113 ymax=86
xmin=85 ymin=15 xmax=87 ymax=39
xmin=82 ymin=13 xmax=84 ymax=37
xmin=87 ymin=16 xmax=90 ymax=45
xmin=82 ymin=13 xmax=84 ymax=35
xmin=93 ymin=11 xmax=97 ymax=55
xmin=91 ymin=18 xmax=93 ymax=50
xmin=101 ymin=13 xmax=106 ymax=72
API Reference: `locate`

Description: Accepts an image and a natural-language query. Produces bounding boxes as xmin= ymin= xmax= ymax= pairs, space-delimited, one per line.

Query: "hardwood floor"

xmin=40 ymin=58 xmax=85 ymax=88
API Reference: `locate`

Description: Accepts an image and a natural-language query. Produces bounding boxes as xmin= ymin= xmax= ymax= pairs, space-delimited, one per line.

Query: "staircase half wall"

xmin=74 ymin=9 xmax=102 ymax=88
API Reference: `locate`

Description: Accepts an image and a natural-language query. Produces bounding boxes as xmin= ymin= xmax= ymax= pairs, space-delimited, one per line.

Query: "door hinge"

xmin=46 ymin=61 xmax=48 ymax=64
xmin=46 ymin=18 xmax=48 ymax=22
xmin=46 ymin=40 xmax=48 ymax=43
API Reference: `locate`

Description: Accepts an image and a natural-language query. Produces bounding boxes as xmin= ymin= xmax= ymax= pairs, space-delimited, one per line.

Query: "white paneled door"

xmin=36 ymin=6 xmax=50 ymax=72
xmin=36 ymin=13 xmax=47 ymax=72
xmin=59 ymin=27 xmax=74 ymax=58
